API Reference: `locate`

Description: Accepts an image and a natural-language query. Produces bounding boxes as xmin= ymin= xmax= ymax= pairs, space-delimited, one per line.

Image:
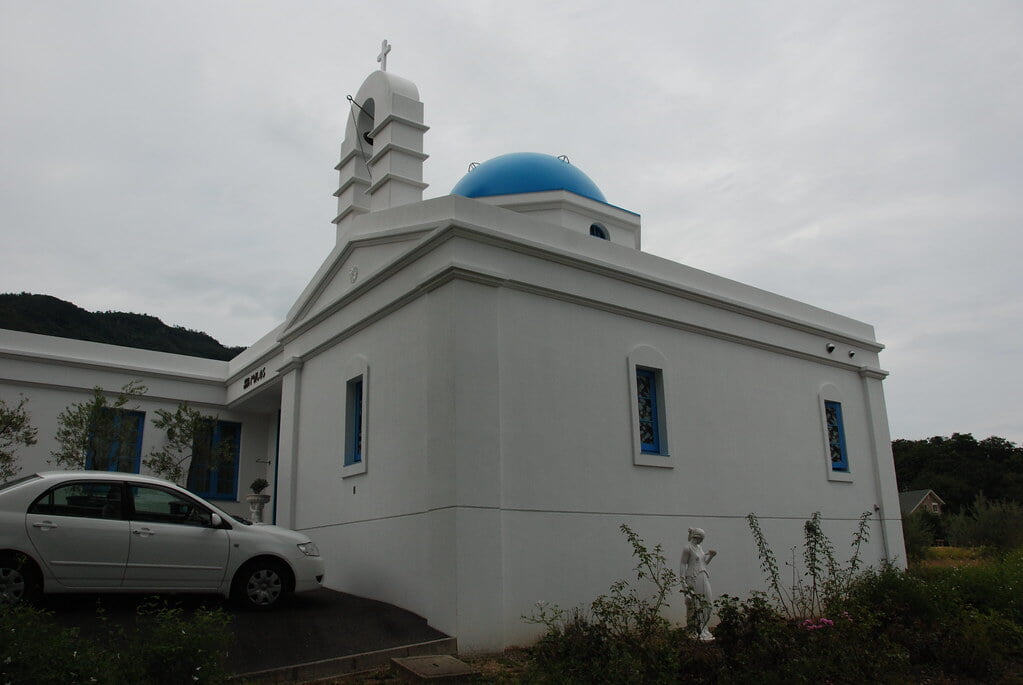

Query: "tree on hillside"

xmin=50 ymin=381 xmax=148 ymax=471
xmin=0 ymin=292 xmax=245 ymax=360
xmin=0 ymin=395 xmax=38 ymax=482
xmin=144 ymin=403 xmax=235 ymax=487
xmin=892 ymin=433 xmax=1023 ymax=513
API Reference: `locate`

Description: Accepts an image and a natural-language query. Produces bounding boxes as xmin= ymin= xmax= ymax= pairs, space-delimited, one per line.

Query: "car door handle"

xmin=32 ymin=520 xmax=57 ymax=530
xmin=132 ymin=528 xmax=155 ymax=537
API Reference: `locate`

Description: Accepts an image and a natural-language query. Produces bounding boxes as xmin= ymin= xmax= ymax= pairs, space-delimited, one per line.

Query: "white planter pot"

xmin=245 ymin=493 xmax=272 ymax=523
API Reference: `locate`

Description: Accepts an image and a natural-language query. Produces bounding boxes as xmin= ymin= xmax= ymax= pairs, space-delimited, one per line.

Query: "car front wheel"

xmin=0 ymin=553 xmax=40 ymax=603
xmin=231 ymin=559 xmax=290 ymax=609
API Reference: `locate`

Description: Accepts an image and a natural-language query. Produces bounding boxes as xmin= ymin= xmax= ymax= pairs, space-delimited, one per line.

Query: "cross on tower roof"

xmin=377 ymin=39 xmax=391 ymax=72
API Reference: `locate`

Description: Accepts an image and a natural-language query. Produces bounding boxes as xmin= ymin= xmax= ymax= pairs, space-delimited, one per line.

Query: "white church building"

xmin=0 ymin=58 xmax=905 ymax=652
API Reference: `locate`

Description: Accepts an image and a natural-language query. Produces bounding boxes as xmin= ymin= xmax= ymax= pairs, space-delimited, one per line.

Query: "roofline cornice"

xmin=274 ymin=218 xmax=886 ymax=374
xmin=0 ymin=348 xmax=227 ymax=387
xmin=432 ymin=222 xmax=885 ymax=351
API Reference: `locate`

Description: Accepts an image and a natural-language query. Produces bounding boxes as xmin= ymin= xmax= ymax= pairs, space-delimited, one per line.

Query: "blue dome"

xmin=451 ymin=152 xmax=607 ymax=203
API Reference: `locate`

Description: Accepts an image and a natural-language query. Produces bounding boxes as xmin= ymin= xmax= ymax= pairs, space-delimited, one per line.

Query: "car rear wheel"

xmin=231 ymin=559 xmax=290 ymax=609
xmin=0 ymin=553 xmax=40 ymax=603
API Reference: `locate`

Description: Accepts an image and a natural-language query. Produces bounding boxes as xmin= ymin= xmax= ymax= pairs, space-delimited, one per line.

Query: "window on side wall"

xmin=818 ymin=384 xmax=853 ymax=482
xmin=636 ymin=368 xmax=662 ymax=453
xmin=345 ymin=376 xmax=364 ymax=466
xmin=628 ymin=345 xmax=672 ymax=468
xmin=186 ymin=420 xmax=241 ymax=500
xmin=824 ymin=400 xmax=849 ymax=471
xmin=86 ymin=409 xmax=145 ymax=473
xmin=342 ymin=357 xmax=369 ymax=477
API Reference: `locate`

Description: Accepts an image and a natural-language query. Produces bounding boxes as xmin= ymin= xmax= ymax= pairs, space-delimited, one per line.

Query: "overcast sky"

xmin=1 ymin=1 xmax=1020 ymax=445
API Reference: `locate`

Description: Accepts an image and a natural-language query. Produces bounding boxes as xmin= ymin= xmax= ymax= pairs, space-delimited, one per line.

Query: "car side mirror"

xmin=210 ymin=512 xmax=223 ymax=528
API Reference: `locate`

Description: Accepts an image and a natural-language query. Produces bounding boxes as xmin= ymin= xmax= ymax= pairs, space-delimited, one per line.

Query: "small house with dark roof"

xmin=899 ymin=489 xmax=946 ymax=517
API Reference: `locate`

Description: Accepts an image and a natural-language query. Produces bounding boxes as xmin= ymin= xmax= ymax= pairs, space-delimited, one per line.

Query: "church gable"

xmin=281 ymin=232 xmax=428 ymax=337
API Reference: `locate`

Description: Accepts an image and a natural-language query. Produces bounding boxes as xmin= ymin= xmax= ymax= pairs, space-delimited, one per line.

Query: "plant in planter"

xmin=245 ymin=477 xmax=272 ymax=522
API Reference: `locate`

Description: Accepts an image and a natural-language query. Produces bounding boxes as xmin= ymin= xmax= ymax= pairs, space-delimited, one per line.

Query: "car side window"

xmin=28 ymin=482 xmax=124 ymax=520
xmin=129 ymin=485 xmax=213 ymax=528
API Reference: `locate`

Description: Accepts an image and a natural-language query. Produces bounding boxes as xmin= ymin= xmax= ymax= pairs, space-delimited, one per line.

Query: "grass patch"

xmin=929 ymin=546 xmax=984 ymax=561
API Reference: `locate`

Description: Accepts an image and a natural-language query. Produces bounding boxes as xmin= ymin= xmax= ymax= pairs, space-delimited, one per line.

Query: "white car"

xmin=0 ymin=471 xmax=324 ymax=608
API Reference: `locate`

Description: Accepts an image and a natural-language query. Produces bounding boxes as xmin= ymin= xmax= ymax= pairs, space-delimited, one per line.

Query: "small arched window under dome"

xmin=590 ymin=223 xmax=609 ymax=240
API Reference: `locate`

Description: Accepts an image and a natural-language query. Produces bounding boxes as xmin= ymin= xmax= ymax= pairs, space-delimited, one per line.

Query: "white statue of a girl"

xmin=680 ymin=527 xmax=717 ymax=641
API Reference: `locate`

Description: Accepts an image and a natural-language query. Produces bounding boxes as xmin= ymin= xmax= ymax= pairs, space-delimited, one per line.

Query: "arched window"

xmin=589 ymin=223 xmax=609 ymax=240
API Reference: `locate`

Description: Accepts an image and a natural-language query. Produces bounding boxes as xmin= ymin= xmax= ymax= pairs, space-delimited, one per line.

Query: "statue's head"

xmin=688 ymin=527 xmax=706 ymax=543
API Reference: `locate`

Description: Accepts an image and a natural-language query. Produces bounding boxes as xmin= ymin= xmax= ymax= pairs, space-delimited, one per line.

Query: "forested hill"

xmin=893 ymin=433 xmax=1023 ymax=513
xmin=0 ymin=293 xmax=245 ymax=361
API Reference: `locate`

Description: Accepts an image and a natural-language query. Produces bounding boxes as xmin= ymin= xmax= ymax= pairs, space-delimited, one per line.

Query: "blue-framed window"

xmin=186 ymin=420 xmax=241 ymax=500
xmin=824 ymin=400 xmax=849 ymax=471
xmin=345 ymin=376 xmax=364 ymax=466
xmin=86 ymin=409 xmax=145 ymax=473
xmin=636 ymin=368 xmax=661 ymax=454
xmin=590 ymin=223 xmax=609 ymax=240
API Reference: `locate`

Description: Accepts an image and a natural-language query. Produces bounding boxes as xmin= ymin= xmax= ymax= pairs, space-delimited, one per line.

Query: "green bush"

xmin=114 ymin=599 xmax=233 ymax=685
xmin=841 ymin=563 xmax=1023 ymax=681
xmin=901 ymin=511 xmax=936 ymax=562
xmin=946 ymin=494 xmax=1023 ymax=551
xmin=0 ymin=599 xmax=232 ymax=685
xmin=745 ymin=511 xmax=872 ymax=621
xmin=912 ymin=548 xmax=1023 ymax=625
xmin=525 ymin=525 xmax=708 ymax=684
xmin=529 ymin=609 xmax=692 ymax=685
xmin=526 ymin=518 xmax=1023 ymax=684
xmin=0 ymin=602 xmax=109 ymax=684
xmin=714 ymin=592 xmax=908 ymax=684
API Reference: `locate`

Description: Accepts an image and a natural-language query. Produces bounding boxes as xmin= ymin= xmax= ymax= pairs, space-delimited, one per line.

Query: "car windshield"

xmin=232 ymin=514 xmax=254 ymax=526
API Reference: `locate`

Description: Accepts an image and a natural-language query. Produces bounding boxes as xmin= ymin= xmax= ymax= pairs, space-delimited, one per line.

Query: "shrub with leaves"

xmin=715 ymin=590 xmax=907 ymax=683
xmin=114 ymin=599 xmax=232 ymax=685
xmin=526 ymin=525 xmax=707 ymax=684
xmin=0 ymin=394 xmax=37 ymax=483
xmin=840 ymin=562 xmax=1023 ymax=681
xmin=525 ymin=514 xmax=1023 ymax=683
xmin=901 ymin=511 xmax=937 ymax=562
xmin=713 ymin=512 xmax=917 ymax=682
xmin=745 ymin=510 xmax=871 ymax=620
xmin=0 ymin=601 xmax=109 ymax=684
xmin=0 ymin=598 xmax=231 ymax=685
xmin=50 ymin=380 xmax=147 ymax=470
xmin=945 ymin=493 xmax=1023 ymax=551
xmin=144 ymin=402 xmax=234 ymax=485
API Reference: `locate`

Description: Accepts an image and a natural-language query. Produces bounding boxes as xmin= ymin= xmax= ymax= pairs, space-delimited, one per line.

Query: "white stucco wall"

xmin=265 ymin=225 xmax=903 ymax=651
xmin=0 ymin=331 xmax=275 ymax=520
xmin=0 ymin=189 xmax=904 ymax=655
xmin=489 ymin=286 xmax=900 ymax=648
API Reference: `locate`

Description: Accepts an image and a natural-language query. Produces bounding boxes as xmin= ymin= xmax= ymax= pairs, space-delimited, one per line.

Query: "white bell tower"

xmin=332 ymin=41 xmax=429 ymax=243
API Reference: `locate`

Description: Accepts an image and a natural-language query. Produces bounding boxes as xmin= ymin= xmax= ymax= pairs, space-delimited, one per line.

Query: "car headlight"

xmin=297 ymin=542 xmax=320 ymax=557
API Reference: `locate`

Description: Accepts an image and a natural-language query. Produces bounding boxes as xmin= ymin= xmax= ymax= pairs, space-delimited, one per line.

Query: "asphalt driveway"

xmin=43 ymin=589 xmax=452 ymax=681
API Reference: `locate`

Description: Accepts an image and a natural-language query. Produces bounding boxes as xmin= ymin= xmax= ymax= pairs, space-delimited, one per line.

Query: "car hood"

xmin=240 ymin=523 xmax=313 ymax=544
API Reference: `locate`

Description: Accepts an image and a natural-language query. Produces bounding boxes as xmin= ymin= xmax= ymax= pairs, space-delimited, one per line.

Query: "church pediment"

xmin=280 ymin=230 xmax=428 ymax=339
